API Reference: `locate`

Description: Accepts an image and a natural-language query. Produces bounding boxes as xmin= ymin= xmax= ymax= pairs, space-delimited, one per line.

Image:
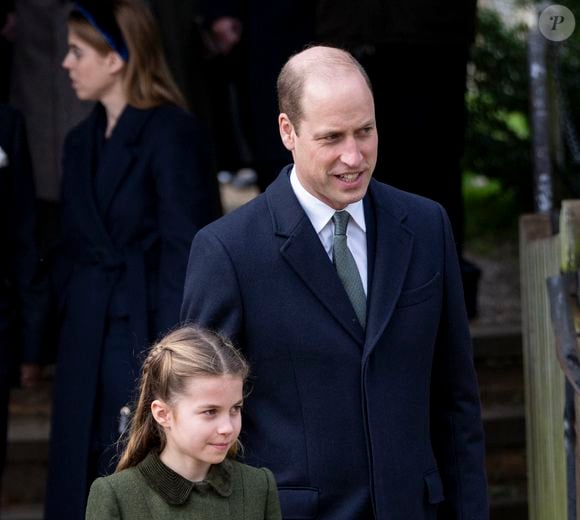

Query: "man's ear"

xmin=151 ymin=400 xmax=172 ymax=429
xmin=279 ymin=113 xmax=296 ymax=151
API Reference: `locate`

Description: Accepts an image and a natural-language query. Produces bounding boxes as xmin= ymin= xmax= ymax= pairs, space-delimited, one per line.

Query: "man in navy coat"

xmin=182 ymin=46 xmax=488 ymax=519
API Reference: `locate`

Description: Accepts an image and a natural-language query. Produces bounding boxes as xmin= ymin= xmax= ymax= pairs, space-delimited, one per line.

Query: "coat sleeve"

xmin=152 ymin=110 xmax=219 ymax=334
xmin=85 ymin=477 xmax=121 ymax=520
xmin=180 ymin=227 xmax=244 ymax=346
xmin=430 ymin=204 xmax=489 ymax=518
xmin=262 ymin=467 xmax=282 ymax=520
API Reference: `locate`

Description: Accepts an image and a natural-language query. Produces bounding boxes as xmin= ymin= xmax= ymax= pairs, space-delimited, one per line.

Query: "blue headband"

xmin=73 ymin=2 xmax=129 ymax=61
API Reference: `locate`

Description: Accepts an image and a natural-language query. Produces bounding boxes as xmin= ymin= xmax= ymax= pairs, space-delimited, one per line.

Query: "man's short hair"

xmin=276 ymin=45 xmax=373 ymax=134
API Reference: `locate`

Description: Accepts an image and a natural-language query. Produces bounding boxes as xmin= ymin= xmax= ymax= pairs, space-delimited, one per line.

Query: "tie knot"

xmin=332 ymin=211 xmax=350 ymax=236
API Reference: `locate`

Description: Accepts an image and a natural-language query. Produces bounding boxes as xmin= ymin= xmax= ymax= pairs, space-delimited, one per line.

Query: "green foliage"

xmin=462 ymin=8 xmax=535 ymax=244
xmin=463 ymin=8 xmax=531 ymax=211
xmin=465 ymin=2 xmax=580 ymax=196
xmin=463 ymin=2 xmax=580 ymax=243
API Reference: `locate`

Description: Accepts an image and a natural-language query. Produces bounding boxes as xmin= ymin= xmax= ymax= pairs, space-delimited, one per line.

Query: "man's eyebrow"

xmin=312 ymin=121 xmax=375 ymax=139
xmin=312 ymin=128 xmax=342 ymax=138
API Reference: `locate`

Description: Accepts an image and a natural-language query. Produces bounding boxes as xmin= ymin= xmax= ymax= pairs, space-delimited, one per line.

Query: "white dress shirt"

xmin=290 ymin=167 xmax=368 ymax=295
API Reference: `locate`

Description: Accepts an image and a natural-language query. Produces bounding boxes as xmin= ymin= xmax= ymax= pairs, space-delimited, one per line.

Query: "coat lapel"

xmin=95 ymin=105 xmax=153 ymax=215
xmin=67 ymin=106 xmax=115 ymax=251
xmin=363 ymin=181 xmax=414 ymax=361
xmin=267 ymin=168 xmax=365 ymax=346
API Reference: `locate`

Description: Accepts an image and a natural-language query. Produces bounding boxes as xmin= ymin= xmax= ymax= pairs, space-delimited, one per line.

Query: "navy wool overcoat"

xmin=45 ymin=103 xmax=217 ymax=519
xmin=182 ymin=167 xmax=488 ymax=519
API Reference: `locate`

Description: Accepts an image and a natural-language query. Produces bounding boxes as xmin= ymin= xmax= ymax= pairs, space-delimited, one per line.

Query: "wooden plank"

xmin=519 ymin=213 xmax=566 ymax=520
xmin=559 ymin=200 xmax=580 ymax=520
xmin=560 ymin=200 xmax=580 ymax=273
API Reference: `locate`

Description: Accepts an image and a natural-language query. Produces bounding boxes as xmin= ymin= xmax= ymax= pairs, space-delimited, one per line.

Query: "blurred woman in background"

xmin=44 ymin=1 xmax=218 ymax=517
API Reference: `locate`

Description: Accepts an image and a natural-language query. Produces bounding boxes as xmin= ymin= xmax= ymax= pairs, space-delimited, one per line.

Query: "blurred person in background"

xmin=44 ymin=1 xmax=218 ymax=518
xmin=201 ymin=0 xmax=317 ymax=191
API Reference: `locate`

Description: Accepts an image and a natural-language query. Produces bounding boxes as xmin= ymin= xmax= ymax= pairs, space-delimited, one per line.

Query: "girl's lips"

xmin=209 ymin=442 xmax=230 ymax=450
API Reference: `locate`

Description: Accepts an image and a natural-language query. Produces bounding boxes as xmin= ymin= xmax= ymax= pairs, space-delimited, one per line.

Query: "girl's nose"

xmin=217 ymin=417 xmax=235 ymax=435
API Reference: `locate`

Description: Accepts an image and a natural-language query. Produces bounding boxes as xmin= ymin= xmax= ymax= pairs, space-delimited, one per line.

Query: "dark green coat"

xmin=86 ymin=452 xmax=282 ymax=520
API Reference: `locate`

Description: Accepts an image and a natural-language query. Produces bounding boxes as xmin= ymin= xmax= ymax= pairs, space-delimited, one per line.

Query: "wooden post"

xmin=520 ymin=213 xmax=566 ymax=519
xmin=560 ymin=200 xmax=580 ymax=519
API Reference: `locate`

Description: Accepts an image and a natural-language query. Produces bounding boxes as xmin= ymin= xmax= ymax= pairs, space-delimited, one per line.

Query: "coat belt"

xmin=74 ymin=237 xmax=158 ymax=351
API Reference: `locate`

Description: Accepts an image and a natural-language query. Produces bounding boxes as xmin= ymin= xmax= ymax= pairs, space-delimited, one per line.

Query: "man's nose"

xmin=340 ymin=137 xmax=363 ymax=168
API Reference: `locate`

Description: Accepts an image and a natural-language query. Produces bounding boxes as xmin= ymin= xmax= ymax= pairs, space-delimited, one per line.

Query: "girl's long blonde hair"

xmin=116 ymin=325 xmax=249 ymax=472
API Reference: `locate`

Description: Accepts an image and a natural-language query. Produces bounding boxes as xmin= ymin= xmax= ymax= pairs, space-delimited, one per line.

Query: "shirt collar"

xmin=290 ymin=166 xmax=366 ymax=233
xmin=138 ymin=451 xmax=233 ymax=505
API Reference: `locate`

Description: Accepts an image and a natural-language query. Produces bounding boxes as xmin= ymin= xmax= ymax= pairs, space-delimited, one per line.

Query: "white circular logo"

xmin=539 ymin=5 xmax=576 ymax=41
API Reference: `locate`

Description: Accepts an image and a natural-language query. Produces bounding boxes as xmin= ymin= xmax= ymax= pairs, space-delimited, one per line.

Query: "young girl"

xmin=85 ymin=326 xmax=282 ymax=519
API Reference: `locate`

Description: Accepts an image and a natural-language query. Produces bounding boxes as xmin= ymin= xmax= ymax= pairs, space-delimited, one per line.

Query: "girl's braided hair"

xmin=115 ymin=325 xmax=249 ymax=472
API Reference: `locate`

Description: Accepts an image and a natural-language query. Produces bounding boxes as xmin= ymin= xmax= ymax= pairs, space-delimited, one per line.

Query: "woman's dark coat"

xmin=44 ymin=103 xmax=217 ymax=519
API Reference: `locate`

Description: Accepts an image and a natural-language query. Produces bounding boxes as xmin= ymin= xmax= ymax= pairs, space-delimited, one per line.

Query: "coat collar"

xmin=65 ymin=104 xmax=155 ymax=251
xmin=266 ymin=166 xmax=365 ymax=345
xmin=68 ymin=103 xmax=154 ymax=216
xmin=363 ymin=180 xmax=414 ymax=360
xmin=265 ymin=168 xmax=415 ymax=353
xmin=138 ymin=452 xmax=233 ymax=505
xmin=93 ymin=104 xmax=154 ymax=214
xmin=65 ymin=105 xmax=113 ymax=252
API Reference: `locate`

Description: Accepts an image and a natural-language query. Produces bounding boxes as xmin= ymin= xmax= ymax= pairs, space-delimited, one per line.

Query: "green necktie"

xmin=332 ymin=211 xmax=366 ymax=329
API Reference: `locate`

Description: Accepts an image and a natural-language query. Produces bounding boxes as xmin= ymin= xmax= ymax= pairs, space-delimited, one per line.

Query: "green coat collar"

xmin=138 ymin=452 xmax=233 ymax=505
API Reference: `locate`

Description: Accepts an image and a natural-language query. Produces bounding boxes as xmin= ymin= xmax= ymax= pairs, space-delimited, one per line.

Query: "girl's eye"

xmin=203 ymin=409 xmax=217 ymax=416
xmin=231 ymin=405 xmax=243 ymax=414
